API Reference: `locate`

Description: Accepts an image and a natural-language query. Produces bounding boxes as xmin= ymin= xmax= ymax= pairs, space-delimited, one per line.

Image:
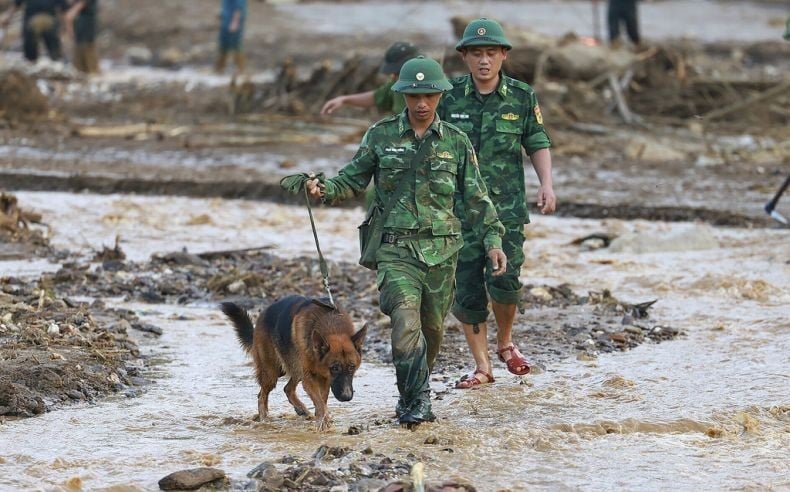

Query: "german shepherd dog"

xmin=221 ymin=296 xmax=367 ymax=431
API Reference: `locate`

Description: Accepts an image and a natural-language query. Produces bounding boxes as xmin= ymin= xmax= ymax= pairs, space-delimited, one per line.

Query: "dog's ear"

xmin=312 ymin=330 xmax=329 ymax=359
xmin=351 ymin=323 xmax=368 ymax=354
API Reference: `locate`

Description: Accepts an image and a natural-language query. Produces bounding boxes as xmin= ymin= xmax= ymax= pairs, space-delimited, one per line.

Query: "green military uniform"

xmin=373 ymin=79 xmax=406 ymax=114
xmin=437 ymin=20 xmax=552 ymax=325
xmin=313 ymin=57 xmax=504 ymax=425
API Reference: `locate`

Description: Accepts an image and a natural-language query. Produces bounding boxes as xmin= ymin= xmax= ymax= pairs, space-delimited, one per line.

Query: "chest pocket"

xmin=495 ymin=119 xmax=523 ymax=153
xmin=378 ymin=154 xmax=410 ymax=191
xmin=429 ymin=160 xmax=458 ymax=196
xmin=453 ymin=121 xmax=474 ymax=135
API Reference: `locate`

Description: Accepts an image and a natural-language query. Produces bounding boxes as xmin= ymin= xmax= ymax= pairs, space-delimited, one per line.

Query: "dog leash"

xmin=303 ymin=185 xmax=337 ymax=310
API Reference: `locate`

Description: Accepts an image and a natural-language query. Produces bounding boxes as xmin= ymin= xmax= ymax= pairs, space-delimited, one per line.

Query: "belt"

xmin=382 ymin=232 xmax=434 ymax=244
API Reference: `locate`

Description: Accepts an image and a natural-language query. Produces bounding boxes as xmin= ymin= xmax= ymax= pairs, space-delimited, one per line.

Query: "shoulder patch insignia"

xmin=436 ymin=151 xmax=454 ymax=160
xmin=502 ymin=113 xmax=519 ymax=121
xmin=534 ymin=105 xmax=544 ymax=125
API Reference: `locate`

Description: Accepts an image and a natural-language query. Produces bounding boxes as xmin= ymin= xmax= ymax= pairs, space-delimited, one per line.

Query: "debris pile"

xmin=0 ymin=70 xmax=52 ymax=124
xmin=240 ymin=18 xmax=789 ymax=133
xmin=0 ymin=275 xmax=153 ymax=418
xmin=232 ymin=55 xmax=382 ymax=114
xmin=48 ymin=249 xmax=680 ymax=372
xmin=242 ymin=446 xmax=475 ymax=492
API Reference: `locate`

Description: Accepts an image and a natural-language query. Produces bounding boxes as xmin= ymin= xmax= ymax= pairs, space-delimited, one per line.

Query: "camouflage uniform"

xmin=373 ymin=78 xmax=406 ymax=114
xmin=437 ymin=73 xmax=551 ymax=324
xmin=321 ymin=111 xmax=504 ymax=423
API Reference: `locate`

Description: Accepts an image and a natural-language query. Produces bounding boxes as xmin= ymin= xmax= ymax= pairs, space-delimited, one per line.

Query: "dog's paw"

xmin=315 ymin=413 xmax=333 ymax=432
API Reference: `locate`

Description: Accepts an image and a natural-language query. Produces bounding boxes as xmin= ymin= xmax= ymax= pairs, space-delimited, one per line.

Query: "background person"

xmin=64 ymin=0 xmax=99 ymax=73
xmin=1 ymin=0 xmax=67 ymax=63
xmin=215 ymin=0 xmax=246 ymax=74
xmin=607 ymin=0 xmax=640 ymax=48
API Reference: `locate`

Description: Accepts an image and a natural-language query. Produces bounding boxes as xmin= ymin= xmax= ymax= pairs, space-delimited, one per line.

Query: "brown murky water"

xmin=0 ymin=192 xmax=787 ymax=490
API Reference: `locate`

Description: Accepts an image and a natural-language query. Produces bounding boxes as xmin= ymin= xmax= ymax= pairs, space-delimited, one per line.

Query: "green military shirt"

xmin=373 ymin=79 xmax=407 ymax=114
xmin=437 ymin=73 xmax=551 ymax=224
xmin=322 ymin=111 xmax=504 ymax=267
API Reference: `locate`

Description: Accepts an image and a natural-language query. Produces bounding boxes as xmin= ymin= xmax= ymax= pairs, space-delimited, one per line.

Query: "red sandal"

xmin=497 ymin=344 xmax=531 ymax=375
xmin=455 ymin=369 xmax=495 ymax=389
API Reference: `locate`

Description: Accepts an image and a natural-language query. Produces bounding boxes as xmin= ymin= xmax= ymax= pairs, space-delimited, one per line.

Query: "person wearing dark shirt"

xmin=64 ymin=0 xmax=99 ymax=73
xmin=2 ymin=0 xmax=67 ymax=62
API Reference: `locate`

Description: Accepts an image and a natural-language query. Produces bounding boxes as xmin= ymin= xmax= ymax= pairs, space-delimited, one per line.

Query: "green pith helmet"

xmin=381 ymin=41 xmax=420 ymax=74
xmin=391 ymin=56 xmax=452 ymax=94
xmin=455 ymin=17 xmax=512 ymax=51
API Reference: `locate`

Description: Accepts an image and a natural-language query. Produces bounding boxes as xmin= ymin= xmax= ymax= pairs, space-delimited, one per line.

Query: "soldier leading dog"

xmin=221 ymin=295 xmax=367 ymax=431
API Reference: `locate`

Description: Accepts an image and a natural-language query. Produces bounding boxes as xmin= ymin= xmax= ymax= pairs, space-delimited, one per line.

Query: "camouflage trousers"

xmin=375 ymin=244 xmax=457 ymax=422
xmin=452 ymin=222 xmax=525 ymax=324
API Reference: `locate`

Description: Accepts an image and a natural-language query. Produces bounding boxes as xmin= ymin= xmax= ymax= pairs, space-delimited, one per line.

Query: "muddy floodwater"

xmin=0 ymin=192 xmax=787 ymax=490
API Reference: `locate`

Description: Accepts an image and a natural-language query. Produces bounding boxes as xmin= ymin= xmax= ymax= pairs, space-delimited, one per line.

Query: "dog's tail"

xmin=220 ymin=302 xmax=254 ymax=352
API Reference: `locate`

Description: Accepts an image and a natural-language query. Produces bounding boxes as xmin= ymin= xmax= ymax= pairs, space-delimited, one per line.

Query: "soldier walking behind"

xmin=437 ymin=18 xmax=556 ymax=389
xmin=320 ymin=41 xmax=419 ymax=117
xmin=301 ymin=57 xmax=506 ymax=426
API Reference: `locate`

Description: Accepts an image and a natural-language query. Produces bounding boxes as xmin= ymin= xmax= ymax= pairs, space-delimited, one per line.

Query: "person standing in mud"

xmin=215 ymin=0 xmax=246 ymax=74
xmin=320 ymin=41 xmax=419 ymax=117
xmin=1 ymin=0 xmax=67 ymax=63
xmin=437 ymin=18 xmax=556 ymax=389
xmin=298 ymin=57 xmax=506 ymax=427
xmin=63 ymin=0 xmax=99 ymax=73
xmin=607 ymin=0 xmax=640 ymax=48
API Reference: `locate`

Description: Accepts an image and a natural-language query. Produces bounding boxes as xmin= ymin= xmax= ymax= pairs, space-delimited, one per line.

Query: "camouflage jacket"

xmin=373 ymin=79 xmax=406 ymax=114
xmin=437 ymin=73 xmax=551 ymax=224
xmin=322 ymin=111 xmax=504 ymax=267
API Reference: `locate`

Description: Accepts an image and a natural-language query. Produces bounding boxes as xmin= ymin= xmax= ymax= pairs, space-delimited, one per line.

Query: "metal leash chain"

xmin=303 ymin=186 xmax=336 ymax=309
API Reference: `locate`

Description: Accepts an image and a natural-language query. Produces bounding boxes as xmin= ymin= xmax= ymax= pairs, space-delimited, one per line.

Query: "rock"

xmin=549 ymin=42 xmax=636 ymax=80
xmin=426 ymin=477 xmax=477 ymax=491
xmin=609 ymin=332 xmax=628 ymax=343
xmin=156 ymin=48 xmax=185 ymax=69
xmin=694 ymin=153 xmax=725 ymax=167
xmin=227 ymin=279 xmax=246 ymax=294
xmin=624 ymin=325 xmax=643 ymax=335
xmin=529 ymin=286 xmax=553 ymax=302
xmin=158 ymin=467 xmax=225 ymax=490
xmin=608 ymin=225 xmax=719 ymax=254
xmin=352 ymin=478 xmax=388 ymax=492
xmin=247 ymin=462 xmax=284 ymax=489
xmin=126 ymin=46 xmax=153 ymax=66
xmin=47 ymin=323 xmax=60 ymax=336
xmin=131 ymin=322 xmax=163 ymax=335
xmin=625 ymin=138 xmax=686 ymax=162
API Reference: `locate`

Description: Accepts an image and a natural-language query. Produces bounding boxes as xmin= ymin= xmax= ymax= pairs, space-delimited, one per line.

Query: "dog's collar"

xmin=311 ymin=297 xmax=338 ymax=311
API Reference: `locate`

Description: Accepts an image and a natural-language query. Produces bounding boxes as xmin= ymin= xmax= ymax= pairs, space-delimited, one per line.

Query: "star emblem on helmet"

xmin=416 ymin=72 xmax=425 ymax=81
xmin=477 ymin=27 xmax=486 ymax=36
